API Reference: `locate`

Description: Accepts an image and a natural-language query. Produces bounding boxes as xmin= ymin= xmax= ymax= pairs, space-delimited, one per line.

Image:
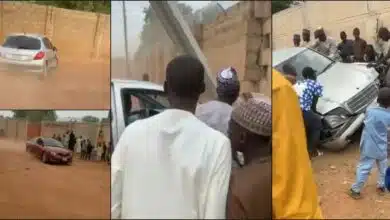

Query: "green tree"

xmin=272 ymin=1 xmax=294 ymax=14
xmin=82 ymin=115 xmax=99 ymax=123
xmin=25 ymin=1 xmax=110 ymax=14
xmin=12 ymin=110 xmax=57 ymax=122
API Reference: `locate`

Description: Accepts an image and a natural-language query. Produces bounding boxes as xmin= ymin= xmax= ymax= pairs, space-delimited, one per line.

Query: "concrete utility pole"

xmin=122 ymin=1 xmax=130 ymax=78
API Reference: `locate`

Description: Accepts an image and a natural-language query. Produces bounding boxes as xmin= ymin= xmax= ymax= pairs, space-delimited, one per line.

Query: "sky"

xmin=0 ymin=110 xmax=108 ymax=120
xmin=111 ymin=1 xmax=238 ymax=58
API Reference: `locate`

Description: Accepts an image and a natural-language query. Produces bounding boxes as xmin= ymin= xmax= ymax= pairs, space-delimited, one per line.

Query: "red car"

xmin=26 ymin=137 xmax=73 ymax=165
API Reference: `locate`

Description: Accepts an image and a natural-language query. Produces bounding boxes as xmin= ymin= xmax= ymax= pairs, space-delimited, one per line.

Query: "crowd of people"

xmin=292 ymin=26 xmax=390 ymax=64
xmin=52 ymin=130 xmax=110 ymax=163
xmin=291 ymin=26 xmax=390 ymax=205
xmin=111 ymin=55 xmax=272 ymax=219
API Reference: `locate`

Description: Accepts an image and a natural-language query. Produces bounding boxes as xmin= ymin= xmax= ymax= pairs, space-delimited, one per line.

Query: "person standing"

xmin=75 ymin=136 xmax=82 ymax=154
xmin=294 ymin=67 xmax=324 ymax=158
xmin=195 ymin=67 xmax=240 ymax=137
xmin=352 ymin=27 xmax=367 ymax=62
xmin=226 ymin=93 xmax=272 ymax=219
xmin=68 ymin=130 xmax=76 ymax=152
xmin=337 ymin=31 xmax=354 ymax=63
xmin=87 ymin=139 xmax=93 ymax=160
xmin=311 ymin=28 xmax=338 ymax=59
xmin=301 ymin=29 xmax=311 ymax=47
xmin=111 ymin=55 xmax=232 ymax=219
xmin=293 ymin=34 xmax=301 ymax=47
xmin=272 ymin=69 xmax=323 ymax=219
xmin=102 ymin=142 xmax=107 ymax=161
xmin=349 ymin=87 xmax=390 ymax=199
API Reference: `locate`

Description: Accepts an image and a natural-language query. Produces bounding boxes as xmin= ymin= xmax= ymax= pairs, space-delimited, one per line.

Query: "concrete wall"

xmin=0 ymin=1 xmax=110 ymax=61
xmin=0 ymin=118 xmax=110 ymax=145
xmin=273 ymin=1 xmax=390 ymax=50
xmin=127 ymin=1 xmax=272 ymax=96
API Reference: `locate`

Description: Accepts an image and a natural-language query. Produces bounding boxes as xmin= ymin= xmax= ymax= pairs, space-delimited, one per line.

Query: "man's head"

xmin=293 ymin=34 xmax=301 ymax=47
xmin=142 ymin=73 xmax=149 ymax=81
xmin=302 ymin=29 xmax=310 ymax=42
xmin=314 ymin=28 xmax=326 ymax=42
xmin=377 ymin=87 xmax=390 ymax=108
xmin=302 ymin=66 xmax=317 ymax=80
xmin=282 ymin=63 xmax=297 ymax=84
xmin=353 ymin=28 xmax=360 ymax=39
xmin=228 ymin=93 xmax=271 ymax=165
xmin=216 ymin=67 xmax=240 ymax=105
xmin=164 ymin=55 xmax=205 ymax=111
xmin=340 ymin=31 xmax=347 ymax=41
xmin=378 ymin=27 xmax=390 ymax=41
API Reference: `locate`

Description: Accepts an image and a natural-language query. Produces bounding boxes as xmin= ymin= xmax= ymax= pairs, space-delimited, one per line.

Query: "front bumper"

xmin=48 ymin=154 xmax=72 ymax=164
xmin=321 ymin=100 xmax=378 ymax=150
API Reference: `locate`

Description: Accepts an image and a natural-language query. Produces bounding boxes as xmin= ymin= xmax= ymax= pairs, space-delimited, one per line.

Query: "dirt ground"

xmin=0 ymin=60 xmax=110 ymax=109
xmin=0 ymin=139 xmax=110 ymax=219
xmin=314 ymin=143 xmax=390 ymax=219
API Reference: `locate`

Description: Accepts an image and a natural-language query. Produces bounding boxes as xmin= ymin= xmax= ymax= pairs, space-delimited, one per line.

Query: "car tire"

xmin=41 ymin=152 xmax=48 ymax=163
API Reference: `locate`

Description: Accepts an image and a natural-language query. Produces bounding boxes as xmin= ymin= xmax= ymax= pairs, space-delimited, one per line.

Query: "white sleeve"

xmin=110 ymin=130 xmax=129 ymax=219
xmin=203 ymin=138 xmax=232 ymax=219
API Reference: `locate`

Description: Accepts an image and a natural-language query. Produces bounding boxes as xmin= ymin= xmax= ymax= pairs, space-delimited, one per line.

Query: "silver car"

xmin=273 ymin=47 xmax=379 ymax=150
xmin=0 ymin=33 xmax=58 ymax=77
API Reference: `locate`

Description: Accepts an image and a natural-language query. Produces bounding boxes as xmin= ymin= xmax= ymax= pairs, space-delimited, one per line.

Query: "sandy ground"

xmin=0 ymin=60 xmax=110 ymax=109
xmin=0 ymin=139 xmax=110 ymax=219
xmin=314 ymin=142 xmax=390 ymax=219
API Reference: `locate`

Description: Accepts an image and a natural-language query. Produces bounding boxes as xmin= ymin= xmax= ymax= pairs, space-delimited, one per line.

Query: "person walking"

xmin=311 ymin=27 xmax=338 ymax=59
xmin=111 ymin=55 xmax=232 ymax=219
xmin=226 ymin=93 xmax=272 ymax=219
xmin=349 ymin=87 xmax=390 ymax=199
xmin=68 ymin=130 xmax=76 ymax=152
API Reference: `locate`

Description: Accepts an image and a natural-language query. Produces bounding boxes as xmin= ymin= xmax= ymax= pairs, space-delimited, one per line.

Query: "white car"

xmin=111 ymin=79 xmax=169 ymax=147
xmin=273 ymin=47 xmax=379 ymax=150
xmin=0 ymin=33 xmax=58 ymax=78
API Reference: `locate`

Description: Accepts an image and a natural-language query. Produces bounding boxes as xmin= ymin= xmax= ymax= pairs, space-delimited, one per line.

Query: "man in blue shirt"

xmin=349 ymin=87 xmax=390 ymax=199
xmin=294 ymin=67 xmax=324 ymax=158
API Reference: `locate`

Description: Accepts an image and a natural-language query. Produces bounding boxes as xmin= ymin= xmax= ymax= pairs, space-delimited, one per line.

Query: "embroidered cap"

xmin=216 ymin=67 xmax=240 ymax=96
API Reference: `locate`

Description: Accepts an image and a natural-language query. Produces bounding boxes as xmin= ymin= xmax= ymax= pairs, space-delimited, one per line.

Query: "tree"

xmin=82 ymin=115 xmax=99 ymax=123
xmin=12 ymin=110 xmax=57 ymax=122
xmin=26 ymin=1 xmax=110 ymax=14
xmin=272 ymin=1 xmax=294 ymax=14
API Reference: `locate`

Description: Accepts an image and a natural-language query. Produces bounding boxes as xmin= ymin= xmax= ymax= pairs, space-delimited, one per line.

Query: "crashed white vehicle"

xmin=273 ymin=47 xmax=379 ymax=150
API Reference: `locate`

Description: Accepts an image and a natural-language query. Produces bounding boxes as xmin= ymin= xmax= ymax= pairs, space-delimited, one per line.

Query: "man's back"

xmin=111 ymin=109 xmax=232 ymax=219
xmin=195 ymin=100 xmax=233 ymax=136
xmin=361 ymin=107 xmax=390 ymax=159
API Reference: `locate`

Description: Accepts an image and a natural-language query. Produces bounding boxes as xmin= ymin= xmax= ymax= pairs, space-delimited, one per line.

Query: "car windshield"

xmin=2 ymin=35 xmax=41 ymax=50
xmin=43 ymin=138 xmax=64 ymax=148
xmin=275 ymin=48 xmax=334 ymax=80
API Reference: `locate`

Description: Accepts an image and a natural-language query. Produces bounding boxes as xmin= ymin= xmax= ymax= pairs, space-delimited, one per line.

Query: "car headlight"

xmin=50 ymin=152 xmax=56 ymax=156
xmin=324 ymin=107 xmax=350 ymax=128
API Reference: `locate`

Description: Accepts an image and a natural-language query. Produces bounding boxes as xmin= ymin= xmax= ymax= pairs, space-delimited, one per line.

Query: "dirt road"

xmin=0 ymin=60 xmax=110 ymax=109
xmin=314 ymin=143 xmax=390 ymax=219
xmin=0 ymin=139 xmax=110 ymax=219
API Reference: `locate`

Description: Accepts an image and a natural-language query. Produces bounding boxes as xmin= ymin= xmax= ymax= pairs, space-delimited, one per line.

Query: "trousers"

xmin=351 ymin=156 xmax=388 ymax=192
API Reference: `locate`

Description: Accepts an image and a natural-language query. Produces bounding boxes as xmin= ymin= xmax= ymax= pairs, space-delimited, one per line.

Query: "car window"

xmin=121 ymin=89 xmax=168 ymax=125
xmin=2 ymin=36 xmax=41 ymax=50
xmin=42 ymin=38 xmax=53 ymax=50
xmin=43 ymin=138 xmax=64 ymax=148
xmin=275 ymin=49 xmax=334 ymax=80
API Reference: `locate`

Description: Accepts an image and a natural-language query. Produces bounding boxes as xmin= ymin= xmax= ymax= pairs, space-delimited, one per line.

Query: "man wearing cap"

xmin=301 ymin=29 xmax=312 ymax=47
xmin=272 ymin=69 xmax=323 ymax=219
xmin=196 ymin=67 xmax=240 ymax=137
xmin=293 ymin=34 xmax=301 ymax=47
xmin=311 ymin=28 xmax=338 ymax=59
xmin=226 ymin=93 xmax=272 ymax=219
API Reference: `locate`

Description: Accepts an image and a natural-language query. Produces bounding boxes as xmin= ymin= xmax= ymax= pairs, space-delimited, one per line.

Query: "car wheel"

xmin=41 ymin=152 xmax=48 ymax=163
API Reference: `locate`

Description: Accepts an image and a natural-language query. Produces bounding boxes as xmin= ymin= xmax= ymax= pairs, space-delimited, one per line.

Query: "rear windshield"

xmin=2 ymin=36 xmax=41 ymax=50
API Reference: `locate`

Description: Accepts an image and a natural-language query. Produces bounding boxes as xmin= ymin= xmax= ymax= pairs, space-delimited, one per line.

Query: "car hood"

xmin=316 ymin=62 xmax=378 ymax=114
xmin=45 ymin=146 xmax=71 ymax=154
